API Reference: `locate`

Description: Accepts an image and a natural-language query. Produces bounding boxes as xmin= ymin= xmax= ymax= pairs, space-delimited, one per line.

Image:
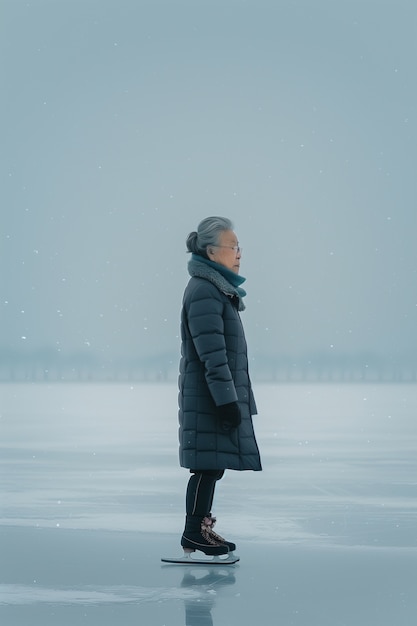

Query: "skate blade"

xmin=161 ymin=551 xmax=239 ymax=565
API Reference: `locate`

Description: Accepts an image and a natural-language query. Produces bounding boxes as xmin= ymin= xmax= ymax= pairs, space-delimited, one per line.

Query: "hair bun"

xmin=186 ymin=230 xmax=199 ymax=253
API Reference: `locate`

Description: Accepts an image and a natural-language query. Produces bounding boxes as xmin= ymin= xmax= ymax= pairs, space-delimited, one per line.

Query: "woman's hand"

xmin=218 ymin=401 xmax=241 ymax=431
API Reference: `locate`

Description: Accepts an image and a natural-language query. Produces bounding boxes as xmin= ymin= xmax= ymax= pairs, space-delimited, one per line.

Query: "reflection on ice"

xmin=180 ymin=567 xmax=236 ymax=626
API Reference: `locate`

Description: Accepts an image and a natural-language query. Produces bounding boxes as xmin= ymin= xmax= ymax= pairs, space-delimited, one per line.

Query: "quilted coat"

xmin=178 ymin=256 xmax=262 ymax=472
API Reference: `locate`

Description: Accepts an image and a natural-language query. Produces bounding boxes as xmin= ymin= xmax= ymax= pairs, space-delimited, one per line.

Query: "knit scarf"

xmin=188 ymin=254 xmax=247 ymax=311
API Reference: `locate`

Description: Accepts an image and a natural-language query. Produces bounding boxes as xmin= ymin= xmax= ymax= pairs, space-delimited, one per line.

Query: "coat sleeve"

xmin=185 ymin=282 xmax=238 ymax=406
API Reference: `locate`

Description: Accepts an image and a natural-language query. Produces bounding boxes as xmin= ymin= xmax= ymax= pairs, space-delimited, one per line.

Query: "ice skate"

xmin=161 ymin=515 xmax=240 ymax=565
xmin=181 ymin=514 xmax=230 ymax=555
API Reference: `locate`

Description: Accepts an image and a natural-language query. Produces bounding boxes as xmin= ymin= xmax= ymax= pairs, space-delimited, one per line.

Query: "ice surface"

xmin=1 ymin=383 xmax=416 ymax=625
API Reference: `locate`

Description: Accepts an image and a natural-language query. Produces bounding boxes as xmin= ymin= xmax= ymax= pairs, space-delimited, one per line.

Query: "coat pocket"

xmin=229 ymin=427 xmax=239 ymax=449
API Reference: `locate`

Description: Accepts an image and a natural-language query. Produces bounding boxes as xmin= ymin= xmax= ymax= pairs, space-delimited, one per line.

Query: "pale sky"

xmin=2 ymin=0 xmax=416 ymax=366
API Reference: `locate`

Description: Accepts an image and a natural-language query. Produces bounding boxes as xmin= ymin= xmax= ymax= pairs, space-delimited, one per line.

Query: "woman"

xmin=178 ymin=216 xmax=262 ymax=557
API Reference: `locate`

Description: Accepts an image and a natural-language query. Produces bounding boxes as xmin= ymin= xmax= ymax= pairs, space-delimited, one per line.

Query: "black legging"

xmin=186 ymin=470 xmax=225 ymax=517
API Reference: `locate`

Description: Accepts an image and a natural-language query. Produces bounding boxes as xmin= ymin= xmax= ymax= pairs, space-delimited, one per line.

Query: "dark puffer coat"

xmin=178 ymin=259 xmax=262 ymax=472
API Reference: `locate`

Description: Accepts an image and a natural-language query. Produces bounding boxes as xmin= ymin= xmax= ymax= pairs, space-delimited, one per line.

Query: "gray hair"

xmin=186 ymin=216 xmax=233 ymax=258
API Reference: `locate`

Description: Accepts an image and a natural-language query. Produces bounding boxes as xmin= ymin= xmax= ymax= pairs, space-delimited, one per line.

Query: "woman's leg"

xmin=186 ymin=470 xmax=225 ymax=516
xmin=181 ymin=470 xmax=228 ymax=555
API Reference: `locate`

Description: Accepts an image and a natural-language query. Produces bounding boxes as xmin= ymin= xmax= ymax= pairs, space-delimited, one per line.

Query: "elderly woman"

xmin=178 ymin=216 xmax=262 ymax=558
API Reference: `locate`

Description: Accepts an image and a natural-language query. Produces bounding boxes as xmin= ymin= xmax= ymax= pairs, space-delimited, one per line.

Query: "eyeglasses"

xmin=212 ymin=245 xmax=242 ymax=254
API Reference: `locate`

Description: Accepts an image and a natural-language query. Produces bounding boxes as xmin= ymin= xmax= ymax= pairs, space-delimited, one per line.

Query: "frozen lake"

xmin=1 ymin=383 xmax=416 ymax=625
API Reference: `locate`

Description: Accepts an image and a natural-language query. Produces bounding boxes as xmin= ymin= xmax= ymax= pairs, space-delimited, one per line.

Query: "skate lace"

xmin=201 ymin=520 xmax=221 ymax=545
xmin=209 ymin=528 xmax=227 ymax=543
xmin=202 ymin=516 xmax=226 ymax=544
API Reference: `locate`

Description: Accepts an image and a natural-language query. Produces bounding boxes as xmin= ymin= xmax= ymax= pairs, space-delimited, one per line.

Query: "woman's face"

xmin=207 ymin=229 xmax=242 ymax=274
